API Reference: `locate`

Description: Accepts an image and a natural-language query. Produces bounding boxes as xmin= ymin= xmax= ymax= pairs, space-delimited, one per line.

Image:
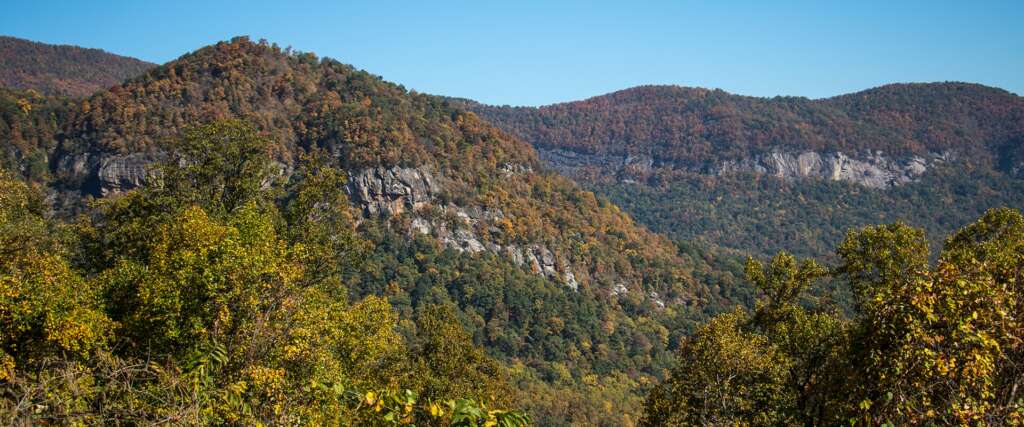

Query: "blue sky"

xmin=3 ymin=1 xmax=1021 ymax=106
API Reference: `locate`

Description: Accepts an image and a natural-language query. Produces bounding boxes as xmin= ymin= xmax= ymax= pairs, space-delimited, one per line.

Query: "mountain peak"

xmin=5 ymin=35 xmax=702 ymax=324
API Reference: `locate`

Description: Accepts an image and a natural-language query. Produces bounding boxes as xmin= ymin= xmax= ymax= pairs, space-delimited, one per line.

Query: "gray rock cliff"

xmin=345 ymin=166 xmax=441 ymax=216
xmin=537 ymin=147 xmax=945 ymax=189
xmin=714 ymin=151 xmax=936 ymax=189
xmin=54 ymin=152 xmax=153 ymax=196
xmin=97 ymin=154 xmax=150 ymax=196
xmin=346 ymin=165 xmax=582 ymax=290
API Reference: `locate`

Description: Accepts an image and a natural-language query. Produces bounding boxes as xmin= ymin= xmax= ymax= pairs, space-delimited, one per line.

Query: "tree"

xmin=931 ymin=208 xmax=1024 ymax=424
xmin=2 ymin=120 xmax=530 ymax=425
xmin=644 ymin=211 xmax=1024 ymax=425
xmin=641 ymin=310 xmax=791 ymax=426
xmin=408 ymin=305 xmax=517 ymax=408
xmin=745 ymin=251 xmax=826 ymax=325
xmin=0 ymin=171 xmax=110 ymax=381
xmin=154 ymin=119 xmax=279 ymax=217
xmin=747 ymin=253 xmax=846 ymax=425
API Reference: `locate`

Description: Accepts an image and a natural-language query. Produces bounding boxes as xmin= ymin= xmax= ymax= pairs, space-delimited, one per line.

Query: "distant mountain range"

xmin=2 ymin=34 xmax=1023 ymax=424
xmin=0 ymin=36 xmax=746 ymax=424
xmin=0 ymin=36 xmax=154 ymax=97
xmin=455 ymin=83 xmax=1023 ymax=178
xmin=454 ymin=83 xmax=1024 ymax=258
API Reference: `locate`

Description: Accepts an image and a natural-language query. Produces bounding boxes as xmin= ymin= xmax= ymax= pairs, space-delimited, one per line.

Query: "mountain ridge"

xmin=458 ymin=81 xmax=1019 ymax=109
xmin=454 ymin=81 xmax=1024 ymax=259
xmin=0 ymin=35 xmax=155 ymax=97
xmin=453 ymin=81 xmax=1023 ymax=163
xmin=9 ymin=35 xmax=705 ymax=299
xmin=0 ymin=36 xmax=747 ymax=424
xmin=5 ymin=35 xmax=1022 ymax=423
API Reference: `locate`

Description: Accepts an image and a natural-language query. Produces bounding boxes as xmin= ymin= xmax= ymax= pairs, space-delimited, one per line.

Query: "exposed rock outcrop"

xmin=610 ymin=283 xmax=629 ymax=297
xmin=97 ymin=154 xmax=150 ymax=196
xmin=403 ymin=203 xmax=581 ymax=290
xmin=537 ymin=146 xmax=944 ymax=189
xmin=648 ymin=291 xmax=665 ymax=309
xmin=714 ymin=151 xmax=934 ymax=189
xmin=537 ymin=147 xmax=656 ymax=179
xmin=563 ymin=271 xmax=579 ymax=291
xmin=525 ymin=244 xmax=558 ymax=277
xmin=55 ymin=151 xmax=95 ymax=179
xmin=499 ymin=162 xmax=533 ymax=176
xmin=346 ymin=166 xmax=440 ymax=216
xmin=55 ymin=152 xmax=152 ymax=196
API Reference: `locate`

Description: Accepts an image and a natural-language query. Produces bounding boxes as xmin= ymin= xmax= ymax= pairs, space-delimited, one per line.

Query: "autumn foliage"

xmin=643 ymin=210 xmax=1024 ymax=425
xmin=0 ymin=122 xmax=528 ymax=425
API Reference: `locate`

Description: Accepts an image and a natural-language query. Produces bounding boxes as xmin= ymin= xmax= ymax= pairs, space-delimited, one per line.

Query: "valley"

xmin=1 ymin=33 xmax=1022 ymax=426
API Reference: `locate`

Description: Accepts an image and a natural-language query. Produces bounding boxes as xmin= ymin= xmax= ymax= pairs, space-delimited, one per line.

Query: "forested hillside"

xmin=597 ymin=166 xmax=1024 ymax=259
xmin=5 ymin=34 xmax=1022 ymax=425
xmin=642 ymin=208 xmax=1024 ymax=425
xmin=457 ymin=84 xmax=1024 ymax=258
xmin=0 ymin=37 xmax=757 ymax=425
xmin=458 ymin=83 xmax=1023 ymax=168
xmin=0 ymin=36 xmax=154 ymax=97
xmin=0 ymin=125 xmax=529 ymax=425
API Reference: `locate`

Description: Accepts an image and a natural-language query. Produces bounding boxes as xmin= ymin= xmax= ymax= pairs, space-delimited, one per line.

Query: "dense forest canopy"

xmin=458 ymin=83 xmax=1024 ymax=260
xmin=642 ymin=208 xmax=1024 ymax=425
xmin=597 ymin=166 xmax=1024 ymax=259
xmin=0 ymin=36 xmax=154 ymax=97
xmin=0 ymin=37 xmax=761 ymax=425
xmin=458 ymin=83 xmax=1024 ymax=167
xmin=0 ymin=121 xmax=529 ymax=425
xmin=2 ymin=35 xmax=1024 ymax=425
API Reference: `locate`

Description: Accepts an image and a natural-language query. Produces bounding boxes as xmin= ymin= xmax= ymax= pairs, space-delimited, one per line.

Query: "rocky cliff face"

xmin=345 ymin=166 xmax=441 ymax=216
xmin=537 ymin=147 xmax=946 ymax=189
xmin=537 ymin=148 xmax=655 ymax=180
xmin=417 ymin=207 xmax=580 ymax=291
xmin=346 ymin=165 xmax=581 ymax=290
xmin=43 ymin=155 xmax=586 ymax=291
xmin=97 ymin=154 xmax=150 ymax=195
xmin=712 ymin=150 xmax=943 ymax=189
xmin=54 ymin=152 xmax=152 ymax=196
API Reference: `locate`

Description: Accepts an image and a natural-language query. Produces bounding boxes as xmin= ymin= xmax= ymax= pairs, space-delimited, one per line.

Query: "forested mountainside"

xmin=456 ymin=84 xmax=1024 ymax=258
xmin=642 ymin=208 xmax=1024 ymax=425
xmin=7 ymin=34 xmax=1019 ymax=425
xmin=0 ymin=149 xmax=532 ymax=425
xmin=0 ymin=36 xmax=154 ymax=97
xmin=0 ymin=37 xmax=759 ymax=425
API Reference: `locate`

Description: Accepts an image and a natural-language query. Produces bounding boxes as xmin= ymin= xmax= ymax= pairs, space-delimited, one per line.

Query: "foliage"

xmin=0 ymin=170 xmax=110 ymax=381
xmin=641 ymin=310 xmax=791 ymax=426
xmin=642 ymin=209 xmax=1024 ymax=425
xmin=345 ymin=224 xmax=696 ymax=425
xmin=343 ymin=388 xmax=529 ymax=427
xmin=0 ymin=122 xmax=528 ymax=425
xmin=5 ymin=35 xmax=1024 ymax=425
xmin=462 ymin=83 xmax=1024 ymax=170
xmin=595 ymin=165 xmax=1024 ymax=260
xmin=0 ymin=36 xmax=154 ymax=97
xmin=460 ymin=82 xmax=1024 ymax=264
xmin=0 ymin=36 xmax=737 ymax=424
xmin=0 ymin=87 xmax=71 ymax=183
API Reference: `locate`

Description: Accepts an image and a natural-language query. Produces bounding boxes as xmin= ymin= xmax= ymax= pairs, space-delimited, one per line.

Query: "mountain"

xmin=0 ymin=37 xmax=754 ymax=425
xmin=2 ymin=33 xmax=1019 ymax=427
xmin=455 ymin=84 xmax=1024 ymax=258
xmin=0 ymin=35 xmax=154 ymax=97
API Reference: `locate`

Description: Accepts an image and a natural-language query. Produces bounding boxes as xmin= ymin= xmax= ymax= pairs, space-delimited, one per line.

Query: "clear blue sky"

xmin=3 ymin=1 xmax=1021 ymax=106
